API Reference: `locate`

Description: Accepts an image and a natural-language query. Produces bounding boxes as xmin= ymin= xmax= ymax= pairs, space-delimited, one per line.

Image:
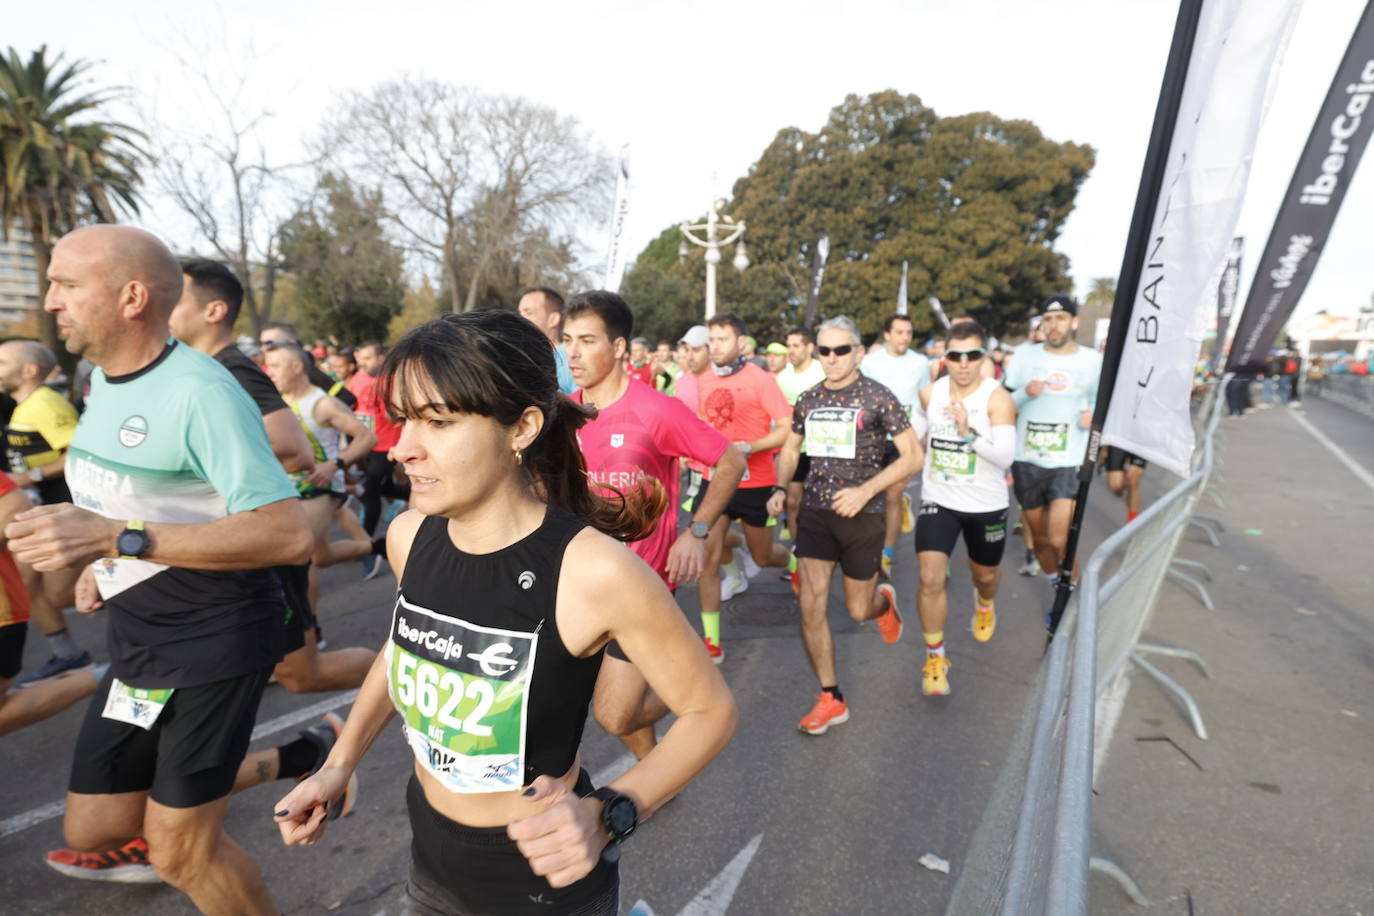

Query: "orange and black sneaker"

xmin=798 ymin=690 xmax=849 ymax=735
xmin=875 ymin=583 xmax=903 ymax=644
xmin=45 ymin=838 xmax=161 ymax=884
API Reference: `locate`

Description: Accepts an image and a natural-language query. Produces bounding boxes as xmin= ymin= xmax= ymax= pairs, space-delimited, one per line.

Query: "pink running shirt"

xmin=574 ymin=380 xmax=729 ymax=583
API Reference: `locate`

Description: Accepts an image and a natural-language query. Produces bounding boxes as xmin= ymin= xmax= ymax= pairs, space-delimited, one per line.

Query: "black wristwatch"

xmin=334 ymin=457 xmax=347 ymax=471
xmin=587 ymin=787 xmax=638 ymax=861
xmin=689 ymin=520 xmax=710 ymax=539
xmin=116 ymin=520 xmax=151 ymax=559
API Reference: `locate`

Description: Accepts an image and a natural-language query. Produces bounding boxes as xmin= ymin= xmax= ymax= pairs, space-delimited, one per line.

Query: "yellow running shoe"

xmin=900 ymin=493 xmax=915 ymax=534
xmin=972 ymin=599 xmax=996 ymax=643
xmin=922 ymin=654 xmax=951 ymax=696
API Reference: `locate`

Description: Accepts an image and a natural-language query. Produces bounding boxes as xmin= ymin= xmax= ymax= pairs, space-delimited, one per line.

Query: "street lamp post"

xmin=679 ymin=196 xmax=749 ymax=321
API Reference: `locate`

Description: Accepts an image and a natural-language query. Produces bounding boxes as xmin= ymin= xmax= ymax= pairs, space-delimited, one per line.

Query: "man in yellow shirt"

xmin=0 ymin=340 xmax=90 ymax=684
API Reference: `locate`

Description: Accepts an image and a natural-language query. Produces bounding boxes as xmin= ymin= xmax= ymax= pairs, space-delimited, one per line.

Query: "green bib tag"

xmin=931 ymin=437 xmax=977 ymax=480
xmin=1025 ymin=421 xmax=1069 ymax=459
xmin=387 ymin=596 xmax=536 ymax=794
xmin=102 ymin=678 xmax=174 ymax=731
xmin=804 ymin=407 xmax=859 ymax=459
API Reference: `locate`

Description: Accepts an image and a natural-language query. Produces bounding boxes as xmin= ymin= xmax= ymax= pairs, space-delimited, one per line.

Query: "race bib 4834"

xmin=386 ymin=596 xmax=537 ymax=794
xmin=1025 ymin=421 xmax=1069 ymax=458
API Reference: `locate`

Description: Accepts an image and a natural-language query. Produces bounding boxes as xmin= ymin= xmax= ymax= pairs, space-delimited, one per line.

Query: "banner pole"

xmin=1048 ymin=0 xmax=1204 ymax=636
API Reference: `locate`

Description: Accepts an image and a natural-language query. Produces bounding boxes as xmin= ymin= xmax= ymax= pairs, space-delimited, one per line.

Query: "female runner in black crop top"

xmin=273 ymin=310 xmax=737 ymax=915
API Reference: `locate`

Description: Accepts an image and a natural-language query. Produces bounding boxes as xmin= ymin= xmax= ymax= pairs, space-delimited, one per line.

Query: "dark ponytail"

xmin=377 ymin=310 xmax=664 ymax=542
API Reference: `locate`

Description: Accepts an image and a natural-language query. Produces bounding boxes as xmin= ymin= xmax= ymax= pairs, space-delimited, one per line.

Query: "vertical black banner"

xmin=1226 ymin=2 xmax=1374 ymax=373
xmin=1211 ymin=236 xmax=1243 ymax=368
xmin=802 ymin=231 xmax=830 ymax=330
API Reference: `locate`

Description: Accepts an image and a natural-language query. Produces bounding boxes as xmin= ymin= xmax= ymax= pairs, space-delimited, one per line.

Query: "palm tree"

xmin=0 ymin=45 xmax=145 ymax=355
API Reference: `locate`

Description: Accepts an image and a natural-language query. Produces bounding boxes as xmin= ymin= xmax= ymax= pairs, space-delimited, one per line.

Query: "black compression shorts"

xmin=1103 ymin=447 xmax=1147 ymax=472
xmin=914 ymin=503 xmax=1009 ymax=567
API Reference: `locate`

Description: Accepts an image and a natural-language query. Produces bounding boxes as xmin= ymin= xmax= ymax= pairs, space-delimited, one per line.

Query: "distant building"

xmin=0 ymin=225 xmax=42 ymax=338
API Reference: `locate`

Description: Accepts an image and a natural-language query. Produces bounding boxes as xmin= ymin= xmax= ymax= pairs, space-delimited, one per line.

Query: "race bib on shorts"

xmin=804 ymin=407 xmax=859 ymax=459
xmin=387 ymin=596 xmax=536 ymax=794
xmin=102 ymin=678 xmax=174 ymax=731
xmin=930 ymin=437 xmax=976 ymax=482
xmin=1025 ymin=421 xmax=1069 ymax=460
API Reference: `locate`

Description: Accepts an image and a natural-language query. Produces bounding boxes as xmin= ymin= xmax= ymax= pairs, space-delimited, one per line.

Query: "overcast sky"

xmin=12 ymin=0 xmax=1372 ymax=322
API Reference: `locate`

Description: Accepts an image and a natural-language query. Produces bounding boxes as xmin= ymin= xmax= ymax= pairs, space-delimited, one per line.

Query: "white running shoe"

xmin=734 ymin=546 xmax=761 ymax=580
xmin=720 ymin=570 xmax=749 ymax=600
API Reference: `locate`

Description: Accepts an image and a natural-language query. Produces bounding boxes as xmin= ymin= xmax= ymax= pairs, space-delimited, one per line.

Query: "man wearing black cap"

xmin=1004 ymin=296 xmax=1101 ymax=600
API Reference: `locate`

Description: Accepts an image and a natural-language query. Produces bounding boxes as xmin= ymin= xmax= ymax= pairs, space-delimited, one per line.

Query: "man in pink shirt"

xmin=563 ymin=291 xmax=747 ymax=759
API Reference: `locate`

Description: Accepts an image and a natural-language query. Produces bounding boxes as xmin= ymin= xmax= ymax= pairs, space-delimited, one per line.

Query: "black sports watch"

xmin=116 ymin=520 xmax=151 ymax=559
xmin=587 ymin=787 xmax=638 ymax=861
xmin=689 ymin=520 xmax=710 ymax=539
xmin=335 ymin=457 xmax=347 ymax=471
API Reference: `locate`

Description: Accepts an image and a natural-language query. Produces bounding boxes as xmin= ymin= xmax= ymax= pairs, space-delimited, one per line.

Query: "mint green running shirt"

xmin=67 ymin=342 xmax=299 ymax=688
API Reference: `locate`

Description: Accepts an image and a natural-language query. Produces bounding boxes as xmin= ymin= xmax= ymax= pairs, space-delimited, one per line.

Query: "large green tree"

xmin=624 ymin=91 xmax=1093 ymax=342
xmin=277 ymin=174 xmax=407 ymax=344
xmin=0 ymin=46 xmax=143 ymax=354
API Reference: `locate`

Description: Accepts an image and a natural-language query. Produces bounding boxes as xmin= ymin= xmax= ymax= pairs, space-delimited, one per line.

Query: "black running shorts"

xmin=1011 ymin=461 xmax=1078 ymax=511
xmin=914 ymin=503 xmax=1009 ymax=568
xmin=1103 ymin=446 xmax=1147 ymax=472
xmin=405 ymin=772 xmax=619 ymax=916
xmin=69 ymin=667 xmax=271 ymax=808
xmin=690 ymin=481 xmax=773 ymax=529
xmin=278 ymin=563 xmax=317 ymax=654
xmin=795 ymin=508 xmax=885 ymax=580
xmin=0 ymin=622 xmax=26 ymax=680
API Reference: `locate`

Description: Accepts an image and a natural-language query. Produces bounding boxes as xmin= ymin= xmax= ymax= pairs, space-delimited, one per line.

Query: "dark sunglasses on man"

xmin=816 ymin=344 xmax=854 ymax=357
xmin=258 ymin=340 xmax=289 ymax=351
xmin=945 ymin=347 xmax=986 ymax=363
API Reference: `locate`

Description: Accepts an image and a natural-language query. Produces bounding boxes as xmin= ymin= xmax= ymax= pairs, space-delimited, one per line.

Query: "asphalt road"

xmin=1 ymin=445 xmax=1192 ymax=916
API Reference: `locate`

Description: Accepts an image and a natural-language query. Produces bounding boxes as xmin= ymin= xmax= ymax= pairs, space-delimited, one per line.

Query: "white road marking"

xmin=0 ymin=689 xmax=360 ymax=840
xmin=590 ymin=751 xmax=636 ymax=788
xmin=678 ymin=833 xmax=763 ymax=915
xmin=630 ymin=833 xmax=764 ymax=916
xmin=1290 ymin=409 xmax=1374 ymax=494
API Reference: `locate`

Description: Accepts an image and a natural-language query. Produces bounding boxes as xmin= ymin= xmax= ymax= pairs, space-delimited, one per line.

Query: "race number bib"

xmin=930 ymin=437 xmax=976 ymax=481
xmin=387 ymin=596 xmax=536 ymax=794
xmin=804 ymin=407 xmax=859 ymax=459
xmin=1025 ymin=421 xmax=1069 ymax=460
xmin=355 ymin=412 xmax=375 ymax=433
xmin=102 ymin=678 xmax=174 ymax=730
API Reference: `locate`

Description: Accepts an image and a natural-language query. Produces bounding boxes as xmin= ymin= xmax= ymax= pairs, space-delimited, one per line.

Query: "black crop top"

xmin=386 ymin=507 xmax=603 ymax=792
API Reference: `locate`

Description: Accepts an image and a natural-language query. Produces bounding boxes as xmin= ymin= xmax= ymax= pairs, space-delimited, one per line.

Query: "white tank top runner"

xmin=921 ymin=376 xmax=1009 ymax=513
xmin=292 ymin=387 xmax=345 ymax=492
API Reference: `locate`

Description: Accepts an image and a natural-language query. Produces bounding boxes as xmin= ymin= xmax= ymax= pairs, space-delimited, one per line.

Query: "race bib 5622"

xmin=386 ymin=596 xmax=536 ymax=794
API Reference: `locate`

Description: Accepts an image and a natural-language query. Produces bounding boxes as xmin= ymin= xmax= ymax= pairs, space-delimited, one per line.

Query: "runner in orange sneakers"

xmin=910 ymin=320 xmax=1016 ymax=696
xmin=562 ymin=291 xmax=745 ymax=758
xmin=767 ymin=316 xmax=922 ymax=735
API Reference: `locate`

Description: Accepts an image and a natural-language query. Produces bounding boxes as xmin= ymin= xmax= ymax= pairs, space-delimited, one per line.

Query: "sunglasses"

xmin=816 ymin=344 xmax=855 ymax=357
xmin=258 ymin=340 xmax=288 ymax=350
xmin=946 ymin=348 xmax=987 ymax=363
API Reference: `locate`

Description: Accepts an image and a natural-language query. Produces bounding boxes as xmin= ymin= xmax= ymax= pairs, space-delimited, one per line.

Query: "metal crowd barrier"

xmin=1313 ymin=372 xmax=1374 ymax=419
xmin=948 ymin=385 xmax=1225 ymax=915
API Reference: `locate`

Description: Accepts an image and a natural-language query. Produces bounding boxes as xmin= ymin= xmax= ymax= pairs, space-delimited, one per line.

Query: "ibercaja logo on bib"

xmin=118 ymin=416 xmax=148 ymax=448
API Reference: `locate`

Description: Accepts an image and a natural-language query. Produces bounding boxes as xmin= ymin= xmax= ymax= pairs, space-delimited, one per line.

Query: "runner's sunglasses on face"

xmin=816 ymin=344 xmax=854 ymax=357
xmin=946 ymin=348 xmax=986 ymax=363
